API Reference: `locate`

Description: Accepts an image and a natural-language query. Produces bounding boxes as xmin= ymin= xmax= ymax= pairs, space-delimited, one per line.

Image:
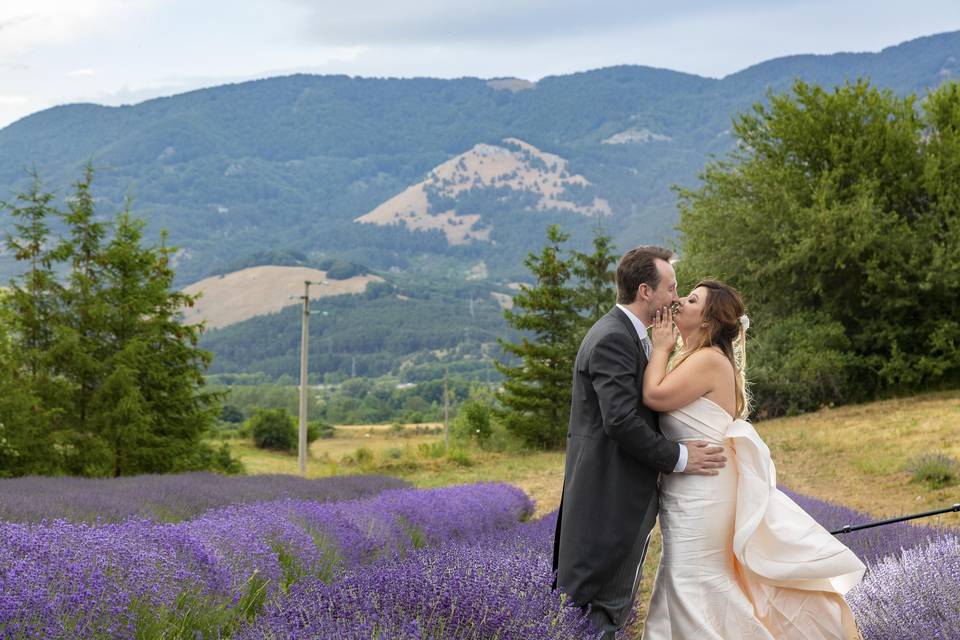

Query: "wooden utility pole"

xmin=443 ymin=369 xmax=450 ymax=449
xmin=298 ymin=281 xmax=311 ymax=475
xmin=298 ymin=279 xmax=328 ymax=476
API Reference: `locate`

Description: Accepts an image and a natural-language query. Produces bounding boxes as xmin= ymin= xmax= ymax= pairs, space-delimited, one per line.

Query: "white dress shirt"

xmin=615 ymin=304 xmax=688 ymax=473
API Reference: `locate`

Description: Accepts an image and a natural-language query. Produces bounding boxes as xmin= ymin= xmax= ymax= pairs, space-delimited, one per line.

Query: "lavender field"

xmin=0 ymin=474 xmax=957 ymax=639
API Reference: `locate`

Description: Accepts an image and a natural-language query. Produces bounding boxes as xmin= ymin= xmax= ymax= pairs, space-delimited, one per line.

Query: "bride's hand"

xmin=650 ymin=306 xmax=678 ymax=353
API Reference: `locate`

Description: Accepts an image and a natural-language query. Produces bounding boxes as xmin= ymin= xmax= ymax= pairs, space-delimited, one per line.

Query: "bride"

xmin=640 ymin=280 xmax=865 ymax=639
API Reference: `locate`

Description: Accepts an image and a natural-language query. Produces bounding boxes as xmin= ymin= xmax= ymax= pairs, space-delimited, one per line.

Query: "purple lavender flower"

xmin=237 ymin=512 xmax=599 ymax=640
xmin=0 ymin=482 xmax=532 ymax=638
xmin=0 ymin=473 xmax=409 ymax=523
xmin=846 ymin=534 xmax=960 ymax=640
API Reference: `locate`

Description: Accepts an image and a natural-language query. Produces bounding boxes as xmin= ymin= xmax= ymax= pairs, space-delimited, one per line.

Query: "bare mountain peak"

xmin=354 ymin=138 xmax=610 ymax=245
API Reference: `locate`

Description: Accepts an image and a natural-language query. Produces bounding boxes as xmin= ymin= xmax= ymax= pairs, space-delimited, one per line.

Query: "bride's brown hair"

xmin=673 ymin=279 xmax=750 ymax=418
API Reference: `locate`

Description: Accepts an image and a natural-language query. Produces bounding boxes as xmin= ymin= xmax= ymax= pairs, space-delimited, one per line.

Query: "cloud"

xmin=0 ymin=0 xmax=156 ymax=59
xmin=282 ymin=0 xmax=771 ymax=46
xmin=68 ymin=68 xmax=96 ymax=77
xmin=0 ymin=95 xmax=29 ymax=105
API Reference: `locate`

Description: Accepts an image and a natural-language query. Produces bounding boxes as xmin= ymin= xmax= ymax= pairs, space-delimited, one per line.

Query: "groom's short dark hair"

xmin=616 ymin=246 xmax=674 ymax=304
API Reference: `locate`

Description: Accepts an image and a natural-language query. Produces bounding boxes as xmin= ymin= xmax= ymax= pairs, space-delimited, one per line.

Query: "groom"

xmin=552 ymin=245 xmax=727 ymax=638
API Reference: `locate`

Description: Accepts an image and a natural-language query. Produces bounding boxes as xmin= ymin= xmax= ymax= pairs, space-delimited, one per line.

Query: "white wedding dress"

xmin=642 ymin=397 xmax=865 ymax=639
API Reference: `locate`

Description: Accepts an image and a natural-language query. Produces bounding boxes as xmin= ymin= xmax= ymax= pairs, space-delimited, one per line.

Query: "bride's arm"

xmin=642 ymin=307 xmax=718 ymax=412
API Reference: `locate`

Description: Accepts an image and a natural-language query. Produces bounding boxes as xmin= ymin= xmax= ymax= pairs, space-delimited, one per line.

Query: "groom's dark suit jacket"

xmin=552 ymin=307 xmax=681 ymax=606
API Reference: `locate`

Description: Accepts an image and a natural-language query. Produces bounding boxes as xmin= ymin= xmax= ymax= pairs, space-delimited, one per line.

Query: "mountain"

xmin=1 ymin=31 xmax=958 ymax=380
xmin=1 ymin=31 xmax=956 ymax=290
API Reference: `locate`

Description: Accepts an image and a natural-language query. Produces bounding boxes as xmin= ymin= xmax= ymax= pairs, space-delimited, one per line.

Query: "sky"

xmin=1 ymin=0 xmax=959 ymax=128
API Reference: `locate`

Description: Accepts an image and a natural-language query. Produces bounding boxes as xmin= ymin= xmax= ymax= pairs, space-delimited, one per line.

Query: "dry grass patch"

xmin=756 ymin=389 xmax=960 ymax=528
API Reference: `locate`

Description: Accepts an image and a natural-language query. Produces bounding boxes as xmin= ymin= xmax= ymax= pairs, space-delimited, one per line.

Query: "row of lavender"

xmin=0 ymin=473 xmax=412 ymax=523
xmin=0 ymin=478 xmax=534 ymax=638
xmin=236 ymin=503 xmax=960 ymax=640
xmin=1 ymin=475 xmax=957 ymax=639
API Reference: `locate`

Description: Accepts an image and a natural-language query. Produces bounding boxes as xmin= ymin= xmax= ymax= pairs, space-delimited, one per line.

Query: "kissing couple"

xmin=552 ymin=246 xmax=865 ymax=639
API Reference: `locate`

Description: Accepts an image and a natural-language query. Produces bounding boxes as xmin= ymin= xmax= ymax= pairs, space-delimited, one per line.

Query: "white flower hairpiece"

xmin=739 ymin=314 xmax=750 ymax=332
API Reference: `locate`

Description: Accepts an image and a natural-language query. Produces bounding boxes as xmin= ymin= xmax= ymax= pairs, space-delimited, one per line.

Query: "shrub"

xmin=748 ymin=312 xmax=859 ymax=418
xmin=249 ymin=408 xmax=297 ymax=452
xmin=447 ymin=449 xmax=473 ymax=467
xmin=308 ymin=420 xmax=335 ymax=441
xmin=354 ymin=447 xmax=374 ymax=466
xmin=417 ymin=442 xmax=446 ymax=459
xmin=220 ymin=405 xmax=245 ymax=424
xmin=906 ymin=454 xmax=959 ymax=490
xmin=452 ymin=399 xmax=493 ymax=443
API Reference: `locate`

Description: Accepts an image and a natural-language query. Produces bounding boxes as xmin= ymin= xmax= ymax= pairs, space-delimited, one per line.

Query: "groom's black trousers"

xmin=585 ymin=492 xmax=660 ymax=638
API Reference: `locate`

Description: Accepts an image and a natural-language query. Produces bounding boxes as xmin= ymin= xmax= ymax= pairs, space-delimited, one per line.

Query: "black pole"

xmin=830 ymin=503 xmax=960 ymax=535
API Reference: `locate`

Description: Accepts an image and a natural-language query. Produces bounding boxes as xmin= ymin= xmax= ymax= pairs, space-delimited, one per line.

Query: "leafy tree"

xmin=249 ymin=408 xmax=297 ymax=451
xmin=220 ymin=405 xmax=245 ymax=423
xmin=452 ymin=398 xmax=493 ymax=444
xmin=495 ymin=225 xmax=581 ymax=448
xmin=676 ymin=79 xmax=960 ymax=414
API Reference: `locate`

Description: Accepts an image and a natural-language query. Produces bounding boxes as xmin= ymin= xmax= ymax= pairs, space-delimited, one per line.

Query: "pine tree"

xmin=96 ymin=211 xmax=223 ymax=474
xmin=1 ymin=169 xmax=234 ymax=476
xmin=2 ymin=171 xmax=65 ymax=472
xmin=55 ymin=164 xmax=110 ymax=434
xmin=572 ymin=225 xmax=617 ymax=331
xmin=495 ymin=225 xmax=581 ymax=448
xmin=3 ymin=171 xmax=63 ymax=383
xmin=0 ymin=289 xmax=54 ymax=476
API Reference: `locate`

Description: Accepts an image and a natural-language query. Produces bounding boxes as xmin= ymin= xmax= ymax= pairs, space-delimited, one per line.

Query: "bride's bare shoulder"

xmin=680 ymin=346 xmax=728 ymax=366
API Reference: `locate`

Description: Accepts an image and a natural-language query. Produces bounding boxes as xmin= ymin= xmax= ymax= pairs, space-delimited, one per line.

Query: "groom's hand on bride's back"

xmin=682 ymin=441 xmax=727 ymax=475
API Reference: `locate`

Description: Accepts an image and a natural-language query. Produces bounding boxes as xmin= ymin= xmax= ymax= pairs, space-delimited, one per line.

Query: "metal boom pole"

xmin=830 ymin=503 xmax=960 ymax=535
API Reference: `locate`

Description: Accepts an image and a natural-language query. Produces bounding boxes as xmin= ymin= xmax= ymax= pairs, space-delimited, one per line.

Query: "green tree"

xmin=572 ymin=225 xmax=617 ymax=330
xmin=0 ymin=289 xmax=55 ymax=476
xmin=249 ymin=408 xmax=297 ymax=451
xmin=495 ymin=225 xmax=581 ymax=448
xmin=676 ymin=79 xmax=960 ymax=413
xmin=54 ymin=164 xmax=110 ymax=434
xmin=2 ymin=171 xmax=65 ymax=473
xmin=1 ymin=170 xmax=234 ymax=476
xmin=95 ymin=211 xmax=223 ymax=473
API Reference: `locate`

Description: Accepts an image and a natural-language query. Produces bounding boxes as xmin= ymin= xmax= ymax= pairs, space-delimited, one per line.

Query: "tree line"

xmin=497 ymin=79 xmax=960 ymax=448
xmin=0 ymin=167 xmax=237 ymax=477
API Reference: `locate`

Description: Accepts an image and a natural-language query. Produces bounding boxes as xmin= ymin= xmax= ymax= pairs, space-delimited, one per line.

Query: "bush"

xmin=249 ymin=408 xmax=297 ymax=451
xmin=308 ymin=420 xmax=335 ymax=441
xmin=418 ymin=442 xmax=446 ymax=459
xmin=452 ymin=399 xmax=493 ymax=443
xmin=220 ymin=405 xmax=245 ymax=423
xmin=354 ymin=447 xmax=374 ymax=466
xmin=748 ymin=313 xmax=859 ymax=418
xmin=906 ymin=454 xmax=959 ymax=490
xmin=447 ymin=449 xmax=473 ymax=467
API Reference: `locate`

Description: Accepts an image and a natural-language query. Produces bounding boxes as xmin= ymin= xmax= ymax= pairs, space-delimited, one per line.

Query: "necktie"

xmin=640 ymin=335 xmax=651 ymax=359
